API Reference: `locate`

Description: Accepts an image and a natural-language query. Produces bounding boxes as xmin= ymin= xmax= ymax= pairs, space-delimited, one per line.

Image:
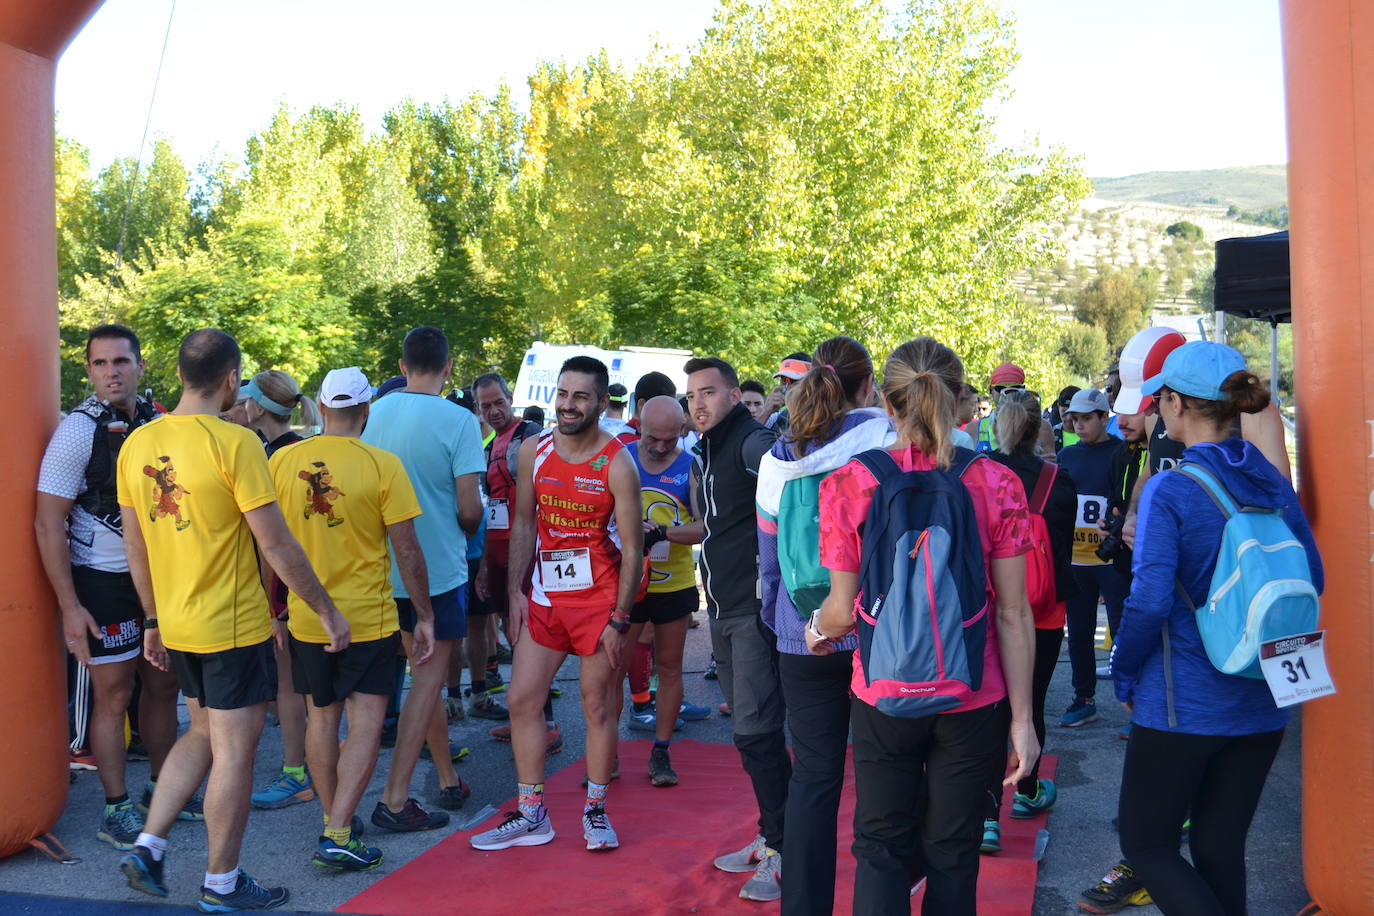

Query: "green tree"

xmin=1060 ymin=321 xmax=1108 ymax=378
xmin=1074 ymin=266 xmax=1154 ymax=350
xmin=1165 ymin=221 xmax=1204 ymax=243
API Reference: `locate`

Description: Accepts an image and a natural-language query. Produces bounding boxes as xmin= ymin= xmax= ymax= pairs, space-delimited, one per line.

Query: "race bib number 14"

xmin=1259 ymin=631 xmax=1336 ymax=708
xmin=540 ymin=548 xmax=593 ymax=592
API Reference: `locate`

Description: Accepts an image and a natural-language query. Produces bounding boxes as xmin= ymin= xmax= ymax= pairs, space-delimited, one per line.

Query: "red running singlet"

xmin=529 ymin=430 xmax=624 ymax=609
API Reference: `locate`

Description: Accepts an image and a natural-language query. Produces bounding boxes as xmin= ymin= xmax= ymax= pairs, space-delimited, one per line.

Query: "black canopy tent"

xmin=1214 ymin=230 xmax=1290 ymax=398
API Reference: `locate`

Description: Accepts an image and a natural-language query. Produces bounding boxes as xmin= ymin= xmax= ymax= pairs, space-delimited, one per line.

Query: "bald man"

xmin=621 ymin=397 xmax=705 ymax=787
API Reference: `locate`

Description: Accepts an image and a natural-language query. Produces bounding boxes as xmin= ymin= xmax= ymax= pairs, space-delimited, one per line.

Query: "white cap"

xmin=1115 ymin=327 xmax=1187 ymax=415
xmin=319 ymin=367 xmax=372 ymax=408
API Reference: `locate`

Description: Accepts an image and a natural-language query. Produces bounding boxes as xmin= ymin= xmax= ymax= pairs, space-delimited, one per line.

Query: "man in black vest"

xmin=685 ymin=356 xmax=789 ymax=902
xmin=35 ymin=325 xmax=188 ymax=850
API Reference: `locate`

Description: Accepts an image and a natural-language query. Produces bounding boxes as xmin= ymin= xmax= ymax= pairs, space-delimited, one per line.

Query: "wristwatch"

xmin=144 ymin=617 xmax=158 ymax=630
xmin=608 ymin=614 xmax=631 ymax=634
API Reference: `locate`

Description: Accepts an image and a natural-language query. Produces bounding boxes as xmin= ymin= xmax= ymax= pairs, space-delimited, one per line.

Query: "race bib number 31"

xmin=1259 ymin=630 xmax=1336 ymax=708
xmin=540 ymin=548 xmax=593 ymax=592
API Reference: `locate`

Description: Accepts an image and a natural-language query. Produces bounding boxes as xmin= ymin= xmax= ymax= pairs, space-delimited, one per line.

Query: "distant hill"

xmin=1090 ymin=166 xmax=1287 ymax=212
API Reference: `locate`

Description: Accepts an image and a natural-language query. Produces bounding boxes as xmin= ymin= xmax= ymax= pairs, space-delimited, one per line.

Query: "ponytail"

xmin=252 ymin=369 xmax=319 ymax=430
xmin=1173 ymin=370 xmax=1271 ymax=426
xmin=786 ymin=336 xmax=873 ymax=455
xmin=995 ymin=389 xmax=1043 ymax=456
xmin=295 ymin=391 xmax=322 ymax=430
xmin=880 ymin=337 xmax=962 ymax=466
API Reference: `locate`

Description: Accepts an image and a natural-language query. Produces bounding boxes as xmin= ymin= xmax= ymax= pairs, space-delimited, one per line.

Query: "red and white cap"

xmin=1115 ymin=327 xmax=1187 ymax=415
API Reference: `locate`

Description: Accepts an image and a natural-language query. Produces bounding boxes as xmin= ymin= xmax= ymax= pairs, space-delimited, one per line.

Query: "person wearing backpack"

xmin=756 ymin=336 xmax=895 ymax=915
xmin=807 ymin=337 xmax=1038 ymax=916
xmin=978 ymin=389 xmax=1079 ymax=855
xmin=1112 ymin=342 xmax=1322 ymax=916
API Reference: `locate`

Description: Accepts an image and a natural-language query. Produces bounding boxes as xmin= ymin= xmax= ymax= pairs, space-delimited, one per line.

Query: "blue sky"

xmin=54 ymin=0 xmax=1287 ymax=179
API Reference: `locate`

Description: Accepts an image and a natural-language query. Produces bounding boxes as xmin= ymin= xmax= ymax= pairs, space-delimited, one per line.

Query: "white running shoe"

xmin=714 ymin=834 xmax=768 ymax=873
xmin=583 ymin=806 xmax=619 ymax=851
xmin=469 ymin=811 xmax=555 ymax=850
xmin=739 ymin=849 xmax=782 ymax=901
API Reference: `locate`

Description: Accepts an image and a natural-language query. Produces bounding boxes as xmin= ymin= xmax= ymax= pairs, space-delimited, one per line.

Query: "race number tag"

xmin=540 ymin=548 xmax=592 ymax=592
xmin=650 ymin=538 xmax=671 ymax=562
xmin=1076 ymin=495 xmax=1107 ymax=529
xmin=1259 ymin=631 xmax=1336 ymax=708
xmin=487 ymin=499 xmax=510 ymax=531
xmin=1071 ymin=495 xmax=1109 ymax=564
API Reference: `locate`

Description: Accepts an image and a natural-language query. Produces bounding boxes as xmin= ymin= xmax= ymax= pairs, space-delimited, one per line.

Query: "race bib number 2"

xmin=540 ymin=548 xmax=593 ymax=592
xmin=487 ymin=499 xmax=509 ymax=531
xmin=1259 ymin=630 xmax=1336 ymax=708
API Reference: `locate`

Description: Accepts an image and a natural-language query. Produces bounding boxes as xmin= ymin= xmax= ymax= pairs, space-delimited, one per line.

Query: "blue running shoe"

xmin=250 ymin=770 xmax=314 ymax=810
xmin=119 ymin=845 xmax=167 ymax=897
xmin=197 ymin=870 xmax=289 ymax=912
xmin=979 ymin=819 xmax=1002 ymax=854
xmin=312 ymin=834 xmax=383 ymax=871
xmin=1010 ymin=778 xmax=1058 ymax=819
xmin=140 ymin=783 xmax=207 ymax=821
xmin=1059 ymin=697 xmax=1099 ymax=728
xmin=97 ymin=798 xmax=144 ymax=850
xmin=627 ymin=706 xmax=683 ymax=732
xmin=679 ymin=701 xmax=711 ymax=721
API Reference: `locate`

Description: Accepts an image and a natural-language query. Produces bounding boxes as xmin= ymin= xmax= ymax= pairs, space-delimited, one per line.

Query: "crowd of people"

xmin=40 ymin=318 xmax=1320 ymax=914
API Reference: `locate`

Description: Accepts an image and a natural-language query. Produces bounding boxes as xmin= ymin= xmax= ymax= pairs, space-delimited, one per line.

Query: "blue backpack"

xmin=1174 ymin=463 xmax=1320 ymax=679
xmin=776 ymin=473 xmax=832 ymax=619
xmin=853 ymin=447 xmax=989 ymax=718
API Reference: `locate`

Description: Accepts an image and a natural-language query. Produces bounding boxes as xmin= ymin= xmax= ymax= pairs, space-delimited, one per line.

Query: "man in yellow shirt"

xmin=270 ymin=367 xmax=436 ymax=871
xmin=115 ymin=329 xmax=349 ymax=912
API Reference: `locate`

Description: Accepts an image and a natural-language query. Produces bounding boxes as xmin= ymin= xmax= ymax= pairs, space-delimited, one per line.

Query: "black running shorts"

xmin=168 ymin=639 xmax=276 ymax=710
xmin=629 ymin=587 xmax=700 ymax=626
xmin=71 ymin=565 xmax=144 ymax=665
xmin=290 ymin=632 xmax=400 ymax=708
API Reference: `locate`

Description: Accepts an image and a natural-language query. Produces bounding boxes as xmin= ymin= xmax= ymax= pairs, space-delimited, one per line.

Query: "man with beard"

xmin=469 ymin=356 xmax=643 ymax=853
xmin=116 ymin=329 xmax=348 ymax=910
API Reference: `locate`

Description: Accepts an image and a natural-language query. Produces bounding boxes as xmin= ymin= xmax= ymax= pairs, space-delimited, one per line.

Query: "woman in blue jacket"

xmin=1113 ymin=341 xmax=1323 ymax=915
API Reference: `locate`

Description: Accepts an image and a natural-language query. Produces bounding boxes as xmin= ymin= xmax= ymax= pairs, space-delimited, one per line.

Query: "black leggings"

xmin=1118 ymin=724 xmax=1284 ymax=916
xmin=986 ymin=626 xmax=1063 ymax=818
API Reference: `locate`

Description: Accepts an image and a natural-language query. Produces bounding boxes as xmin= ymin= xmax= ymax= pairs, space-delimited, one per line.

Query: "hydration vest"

xmin=72 ymin=397 xmax=160 ymax=523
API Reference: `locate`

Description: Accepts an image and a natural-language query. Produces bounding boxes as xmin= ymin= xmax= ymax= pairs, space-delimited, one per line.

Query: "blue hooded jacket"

xmin=1113 ymin=438 xmax=1323 ymax=735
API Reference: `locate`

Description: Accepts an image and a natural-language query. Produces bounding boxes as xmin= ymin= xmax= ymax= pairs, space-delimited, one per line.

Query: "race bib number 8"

xmin=487 ymin=499 xmax=509 ymax=531
xmin=1259 ymin=630 xmax=1336 ymax=708
xmin=1072 ymin=495 xmax=1109 ymax=565
xmin=540 ymin=547 xmax=593 ymax=592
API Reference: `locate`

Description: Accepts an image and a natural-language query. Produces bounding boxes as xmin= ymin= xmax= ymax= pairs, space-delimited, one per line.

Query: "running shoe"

xmin=703 ymin=659 xmax=718 ymax=680
xmin=97 ymin=798 xmax=144 ymax=850
xmin=679 ymin=701 xmax=711 ymax=721
xmin=1096 ymin=663 xmax=1113 ymax=679
xmin=370 ymin=798 xmax=450 ymax=832
xmin=719 ymin=702 xmax=733 ymax=717
xmin=489 ymin=722 xmax=563 ymax=755
xmin=494 ymin=643 xmax=514 ymax=665
xmin=420 ymin=740 xmax=470 ymax=762
xmin=119 ymin=844 xmax=167 ymax=897
xmin=714 ymin=835 xmax=769 ymax=873
xmin=979 ymin=819 xmax=1002 ymax=854
xmin=548 ymin=686 xmax=563 ymax=699
xmin=469 ymin=693 xmax=509 ymax=720
xmin=443 ymin=694 xmax=466 ymax=721
xmin=628 ymin=706 xmax=684 ymax=732
xmin=196 ymin=869 xmax=289 ymax=912
xmin=1059 ymin=697 xmax=1099 ymax=728
xmin=437 ymin=780 xmax=471 ymax=811
xmin=69 ymin=748 xmax=97 ymax=771
xmin=739 ymin=849 xmax=782 ymax=901
xmin=469 ymin=811 xmax=555 ymax=850
xmin=1010 ymin=778 xmax=1058 ymax=819
xmin=648 ymin=745 xmax=678 ymax=787
xmin=1076 ymin=861 xmax=1152 ymax=913
xmin=582 ymin=806 xmax=619 ymax=851
xmin=126 ymin=739 xmax=150 ymax=761
xmin=250 ymin=770 xmax=315 ymax=809
xmin=1118 ymin=722 xmax=1133 ymax=740
xmin=379 ymin=723 xmax=397 ymax=748
xmin=312 ymin=834 xmax=382 ymax=871
xmin=485 ymin=667 xmax=506 ymax=691
xmin=581 ymin=757 xmax=621 ymax=787
xmin=140 ymin=785 xmax=206 ymax=821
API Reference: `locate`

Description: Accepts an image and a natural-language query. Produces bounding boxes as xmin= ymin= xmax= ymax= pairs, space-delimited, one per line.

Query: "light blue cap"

xmin=1140 ymin=341 xmax=1247 ymax=402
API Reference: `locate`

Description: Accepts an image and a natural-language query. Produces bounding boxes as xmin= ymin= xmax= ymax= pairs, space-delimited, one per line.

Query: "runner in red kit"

xmin=469 ymin=355 xmax=643 ymax=854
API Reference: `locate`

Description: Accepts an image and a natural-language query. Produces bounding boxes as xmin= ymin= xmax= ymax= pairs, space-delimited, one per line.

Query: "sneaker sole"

xmin=714 ymin=858 xmax=763 ymax=874
xmin=197 ymin=894 xmax=290 ymax=913
xmin=137 ymin=802 xmax=206 ymax=822
xmin=312 ymin=853 xmax=382 ymax=871
xmin=96 ymin=830 xmax=137 ymax=851
xmin=739 ymin=883 xmax=782 ymax=902
xmin=119 ymin=857 xmax=168 ymax=898
xmin=1060 ymin=714 xmax=1099 ymax=728
xmin=470 ymin=829 xmax=556 ymax=851
xmin=250 ymin=790 xmax=315 ymax=810
xmin=1009 ymin=807 xmax=1050 ymax=819
xmin=650 ymin=774 xmax=679 ymax=787
xmin=371 ymin=817 xmax=449 ymax=833
xmin=585 ymin=839 xmax=619 ymax=851
xmin=1076 ymin=900 xmax=1130 ymax=915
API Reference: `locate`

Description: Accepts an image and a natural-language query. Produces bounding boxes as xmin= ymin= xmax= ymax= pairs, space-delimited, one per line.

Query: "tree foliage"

xmin=1060 ymin=321 xmax=1108 ymax=379
xmin=1073 ymin=266 xmax=1158 ymax=352
xmin=53 ymin=0 xmax=1088 ymax=405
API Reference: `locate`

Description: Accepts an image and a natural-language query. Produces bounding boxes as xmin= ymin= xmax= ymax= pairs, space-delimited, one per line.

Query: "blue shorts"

xmin=396 ymin=585 xmax=467 ymax=641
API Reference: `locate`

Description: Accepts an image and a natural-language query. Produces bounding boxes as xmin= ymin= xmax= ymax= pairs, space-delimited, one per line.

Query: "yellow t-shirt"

xmin=116 ymin=414 xmax=276 ymax=653
xmin=269 ymin=436 xmax=421 ymax=644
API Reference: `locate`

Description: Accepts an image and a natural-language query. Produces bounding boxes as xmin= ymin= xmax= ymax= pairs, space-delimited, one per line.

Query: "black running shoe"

xmin=437 ymin=780 xmax=471 ymax=811
xmin=371 ymin=798 xmax=450 ymax=832
xmin=648 ymin=746 xmax=679 ymax=787
xmin=196 ymin=869 xmax=289 ymax=912
xmin=119 ymin=845 xmax=167 ymax=898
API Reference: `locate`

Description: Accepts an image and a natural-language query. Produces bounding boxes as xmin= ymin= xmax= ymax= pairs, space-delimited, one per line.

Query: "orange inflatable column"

xmin=0 ymin=0 xmax=103 ymax=858
xmin=1281 ymin=2 xmax=1374 ymax=912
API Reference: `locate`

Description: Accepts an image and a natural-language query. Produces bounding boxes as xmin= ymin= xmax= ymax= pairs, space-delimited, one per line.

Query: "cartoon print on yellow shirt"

xmin=143 ymin=456 xmax=190 ymax=531
xmin=300 ymin=461 xmax=346 ymax=527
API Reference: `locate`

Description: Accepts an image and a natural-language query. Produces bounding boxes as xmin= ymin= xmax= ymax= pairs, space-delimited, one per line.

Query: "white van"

xmin=512 ymin=342 xmax=693 ymax=417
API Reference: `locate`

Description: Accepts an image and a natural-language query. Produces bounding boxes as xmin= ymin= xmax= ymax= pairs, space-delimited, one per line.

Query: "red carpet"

xmin=339 ymin=740 xmax=1055 ymax=916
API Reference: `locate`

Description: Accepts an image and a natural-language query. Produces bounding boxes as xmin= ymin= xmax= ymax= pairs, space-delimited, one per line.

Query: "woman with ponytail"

xmin=1111 ymin=342 xmax=1322 ymax=915
xmin=242 ymin=369 xmax=319 ymax=812
xmin=806 ymin=337 xmax=1038 ymax=915
xmin=757 ymin=336 xmax=895 ymax=912
xmin=977 ymin=389 xmax=1080 ymax=853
